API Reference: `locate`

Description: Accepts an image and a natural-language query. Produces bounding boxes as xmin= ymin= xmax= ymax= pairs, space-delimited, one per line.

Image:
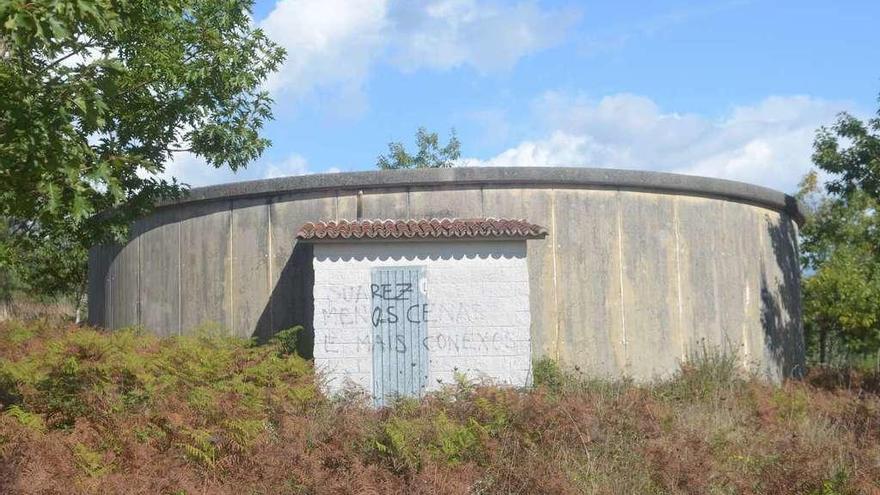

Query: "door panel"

xmin=371 ymin=266 xmax=428 ymax=406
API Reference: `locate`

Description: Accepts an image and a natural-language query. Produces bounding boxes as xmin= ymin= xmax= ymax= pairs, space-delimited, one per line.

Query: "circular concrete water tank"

xmin=88 ymin=167 xmax=805 ymax=380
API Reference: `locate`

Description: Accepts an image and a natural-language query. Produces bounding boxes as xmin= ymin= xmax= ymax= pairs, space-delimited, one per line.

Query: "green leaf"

xmin=0 ymin=0 xmax=285 ymax=302
xmin=47 ymin=18 xmax=70 ymax=40
xmin=73 ymin=96 xmax=87 ymax=113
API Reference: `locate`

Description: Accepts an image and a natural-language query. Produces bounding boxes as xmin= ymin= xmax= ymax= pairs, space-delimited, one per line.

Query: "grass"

xmin=0 ymin=320 xmax=878 ymax=494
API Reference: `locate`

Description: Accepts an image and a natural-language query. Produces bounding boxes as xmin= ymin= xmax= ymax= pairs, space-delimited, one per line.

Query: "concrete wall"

xmin=88 ymin=167 xmax=805 ymax=381
xmin=312 ymin=241 xmax=532 ymax=396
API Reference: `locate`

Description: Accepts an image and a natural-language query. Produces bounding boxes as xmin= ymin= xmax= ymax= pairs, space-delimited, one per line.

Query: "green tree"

xmin=814 ymin=103 xmax=880 ymax=200
xmin=0 ymin=0 xmax=284 ymax=312
xmin=377 ymin=127 xmax=461 ymax=169
xmin=800 ymin=96 xmax=880 ymax=365
xmin=799 ymin=172 xmax=880 ymax=364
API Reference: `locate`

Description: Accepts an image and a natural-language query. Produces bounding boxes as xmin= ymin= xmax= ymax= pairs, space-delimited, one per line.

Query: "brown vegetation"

xmin=0 ymin=320 xmax=878 ymax=494
xmin=0 ymin=298 xmax=75 ymax=322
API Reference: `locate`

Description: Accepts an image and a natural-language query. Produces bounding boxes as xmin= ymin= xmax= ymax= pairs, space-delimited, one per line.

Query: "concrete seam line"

xmin=616 ymin=190 xmax=627 ymax=368
xmin=137 ymin=232 xmax=141 ymax=327
xmin=108 ymin=249 xmax=112 ymax=329
xmin=673 ymin=198 xmax=685 ymax=361
xmin=741 ymin=206 xmax=752 ymax=368
xmin=267 ymin=200 xmax=273 ymax=338
xmin=757 ymin=212 xmax=768 ymax=374
xmin=177 ymin=219 xmax=181 ymax=336
xmin=229 ymin=201 xmax=234 ymax=336
xmin=711 ymin=207 xmax=721 ymax=351
xmin=550 ymin=189 xmax=560 ymax=362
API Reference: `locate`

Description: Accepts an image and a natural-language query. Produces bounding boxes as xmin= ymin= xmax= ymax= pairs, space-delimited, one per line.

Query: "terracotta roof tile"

xmin=296 ymin=218 xmax=548 ymax=241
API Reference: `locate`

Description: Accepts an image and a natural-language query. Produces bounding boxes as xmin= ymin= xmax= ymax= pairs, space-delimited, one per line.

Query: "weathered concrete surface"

xmin=553 ymin=189 xmax=623 ymax=377
xmin=618 ymin=192 xmax=681 ymax=378
xmin=179 ymin=201 xmax=231 ymax=332
xmin=136 ymin=208 xmax=180 ymax=336
xmin=87 ymin=244 xmax=116 ymax=328
xmin=88 ymin=167 xmax=805 ymax=381
xmin=267 ymin=193 xmax=335 ymax=353
xmin=108 ymin=234 xmax=138 ymax=329
xmin=230 ymin=198 xmax=270 ymax=339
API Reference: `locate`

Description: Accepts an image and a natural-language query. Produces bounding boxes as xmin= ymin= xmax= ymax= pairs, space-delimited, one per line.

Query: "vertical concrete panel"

xmin=619 ymin=192 xmax=680 ymax=378
xmin=359 ymin=189 xmax=409 ymax=219
xmin=480 ymin=187 xmax=527 ymax=217
xmin=481 ymin=187 xmax=556 ymax=359
xmin=758 ymin=211 xmax=805 ymax=379
xmin=137 ymin=209 xmax=180 ymax=336
xmin=108 ymin=236 xmax=139 ymax=329
xmin=675 ymin=197 xmax=725 ymax=356
xmin=407 ymin=187 xmax=482 ymax=218
xmin=716 ymin=202 xmax=763 ymax=365
xmin=553 ymin=189 xmax=624 ymax=377
xmin=336 ymin=191 xmax=358 ymax=221
xmin=179 ymin=201 xmax=231 ymax=332
xmin=231 ymin=199 xmax=270 ymax=339
xmin=739 ymin=208 xmax=768 ymax=372
xmin=267 ymin=194 xmax=336 ymax=350
xmin=87 ymin=245 xmax=114 ymax=327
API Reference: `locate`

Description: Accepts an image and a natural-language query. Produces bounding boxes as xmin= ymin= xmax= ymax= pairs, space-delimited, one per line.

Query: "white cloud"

xmin=462 ymin=92 xmax=850 ymax=192
xmin=261 ymin=153 xmax=342 ymax=178
xmin=259 ymin=0 xmax=580 ymax=109
xmin=388 ymin=0 xmax=580 ymax=73
xmin=260 ymin=0 xmax=388 ymax=101
xmin=262 ymin=153 xmax=311 ymax=179
xmin=459 ymin=131 xmax=594 ymax=167
xmin=161 ymin=152 xmax=225 ymax=188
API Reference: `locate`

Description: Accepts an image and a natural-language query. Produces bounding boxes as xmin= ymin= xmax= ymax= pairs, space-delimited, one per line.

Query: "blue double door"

xmin=370 ymin=266 xmax=428 ymax=406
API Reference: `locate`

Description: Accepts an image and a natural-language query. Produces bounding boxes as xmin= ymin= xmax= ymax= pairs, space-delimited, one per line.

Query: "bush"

xmin=0 ymin=320 xmax=878 ymax=494
xmin=270 ymin=325 xmax=303 ymax=357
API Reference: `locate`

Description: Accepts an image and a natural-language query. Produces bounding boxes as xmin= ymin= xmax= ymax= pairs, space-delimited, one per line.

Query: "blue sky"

xmin=168 ymin=0 xmax=880 ymax=194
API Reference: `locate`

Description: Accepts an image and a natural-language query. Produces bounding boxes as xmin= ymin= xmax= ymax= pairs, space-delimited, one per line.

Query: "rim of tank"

xmin=166 ymin=166 xmax=805 ymax=226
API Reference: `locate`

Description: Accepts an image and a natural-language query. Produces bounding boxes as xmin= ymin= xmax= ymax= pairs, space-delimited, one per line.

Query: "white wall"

xmin=312 ymin=240 xmax=532 ymax=398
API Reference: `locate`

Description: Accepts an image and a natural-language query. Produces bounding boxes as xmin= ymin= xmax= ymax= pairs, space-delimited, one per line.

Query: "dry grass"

xmin=0 ymin=298 xmax=75 ymax=322
xmin=0 ymin=320 xmax=878 ymax=495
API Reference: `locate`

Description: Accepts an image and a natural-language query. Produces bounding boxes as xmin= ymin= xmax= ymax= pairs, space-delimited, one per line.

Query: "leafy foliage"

xmin=0 ymin=219 xmax=88 ymax=314
xmin=0 ymin=0 xmax=285 ymax=303
xmin=270 ymin=325 xmax=303 ymax=357
xmin=813 ymin=101 xmax=880 ymax=199
xmin=800 ymin=95 xmax=880 ymax=365
xmin=377 ymin=127 xmax=461 ymax=169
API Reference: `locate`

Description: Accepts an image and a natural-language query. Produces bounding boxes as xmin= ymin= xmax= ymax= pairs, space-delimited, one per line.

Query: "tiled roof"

xmin=296 ymin=218 xmax=548 ymax=241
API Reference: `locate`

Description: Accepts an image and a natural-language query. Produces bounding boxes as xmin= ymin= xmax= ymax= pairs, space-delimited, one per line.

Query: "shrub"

xmin=0 ymin=320 xmax=878 ymax=494
xmin=271 ymin=326 xmax=304 ymax=357
xmin=532 ymin=357 xmax=565 ymax=392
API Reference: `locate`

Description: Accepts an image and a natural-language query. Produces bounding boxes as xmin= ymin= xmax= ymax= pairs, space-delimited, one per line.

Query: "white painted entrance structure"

xmin=300 ymin=218 xmax=547 ymax=404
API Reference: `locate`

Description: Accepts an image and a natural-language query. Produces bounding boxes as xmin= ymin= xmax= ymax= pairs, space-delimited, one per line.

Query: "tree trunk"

xmin=74 ymin=281 xmax=87 ymax=325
